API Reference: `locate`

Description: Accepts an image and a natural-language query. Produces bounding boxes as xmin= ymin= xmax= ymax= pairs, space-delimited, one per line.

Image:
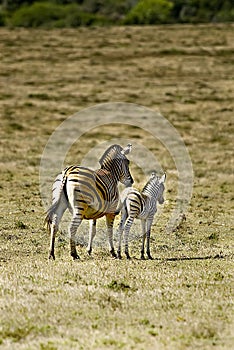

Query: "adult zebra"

xmin=45 ymin=144 xmax=133 ymax=260
xmin=116 ymin=172 xmax=166 ymax=260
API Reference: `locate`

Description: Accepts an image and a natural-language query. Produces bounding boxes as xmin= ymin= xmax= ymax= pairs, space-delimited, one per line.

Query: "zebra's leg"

xmin=87 ymin=219 xmax=96 ymax=255
xmin=140 ymin=219 xmax=146 ymax=260
xmin=69 ymin=210 xmax=83 ymax=260
xmin=146 ymin=218 xmax=154 ymax=260
xmin=106 ymin=214 xmax=117 ymax=258
xmin=124 ymin=216 xmax=134 ymax=259
xmin=49 ymin=221 xmax=57 ymax=260
xmin=49 ymin=203 xmax=67 ymax=260
xmin=117 ymin=210 xmax=128 ymax=259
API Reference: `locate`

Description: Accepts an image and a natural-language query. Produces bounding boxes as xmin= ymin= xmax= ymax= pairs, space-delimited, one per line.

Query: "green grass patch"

xmin=15 ymin=220 xmax=27 ymax=229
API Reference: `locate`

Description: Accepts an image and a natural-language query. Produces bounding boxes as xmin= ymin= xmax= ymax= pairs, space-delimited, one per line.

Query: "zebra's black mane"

xmin=99 ymin=144 xmax=124 ymax=166
xmin=142 ymin=177 xmax=157 ymax=193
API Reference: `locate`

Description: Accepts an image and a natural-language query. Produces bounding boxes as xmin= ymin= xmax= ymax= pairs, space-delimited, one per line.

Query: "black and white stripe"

xmin=45 ymin=144 xmax=133 ymax=260
xmin=117 ymin=172 xmax=166 ymax=260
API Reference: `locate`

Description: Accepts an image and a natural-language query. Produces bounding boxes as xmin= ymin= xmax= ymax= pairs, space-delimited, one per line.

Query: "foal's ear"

xmin=159 ymin=173 xmax=166 ymax=183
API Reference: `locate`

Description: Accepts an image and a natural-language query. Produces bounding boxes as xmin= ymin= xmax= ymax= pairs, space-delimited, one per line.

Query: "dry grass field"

xmin=0 ymin=24 xmax=233 ymax=349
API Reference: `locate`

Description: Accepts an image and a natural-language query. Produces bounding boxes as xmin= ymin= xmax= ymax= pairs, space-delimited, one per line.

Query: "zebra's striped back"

xmin=65 ymin=166 xmax=119 ymax=220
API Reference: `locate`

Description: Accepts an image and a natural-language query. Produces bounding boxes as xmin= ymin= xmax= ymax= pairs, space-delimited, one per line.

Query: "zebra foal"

xmin=116 ymin=172 xmax=166 ymax=260
xmin=45 ymin=144 xmax=133 ymax=260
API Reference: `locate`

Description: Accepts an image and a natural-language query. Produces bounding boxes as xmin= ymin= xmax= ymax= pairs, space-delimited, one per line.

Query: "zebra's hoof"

xmin=72 ymin=256 xmax=80 ymax=260
xmin=49 ymin=252 xmax=55 ymax=260
xmin=71 ymin=252 xmax=80 ymax=260
xmin=110 ymin=249 xmax=117 ymax=258
xmin=117 ymin=253 xmax=122 ymax=259
xmin=141 ymin=255 xmax=145 ymax=260
xmin=147 ymin=255 xmax=153 ymax=260
xmin=126 ymin=254 xmax=131 ymax=260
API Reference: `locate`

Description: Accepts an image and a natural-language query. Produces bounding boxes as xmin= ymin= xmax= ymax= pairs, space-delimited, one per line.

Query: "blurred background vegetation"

xmin=0 ymin=0 xmax=233 ymax=27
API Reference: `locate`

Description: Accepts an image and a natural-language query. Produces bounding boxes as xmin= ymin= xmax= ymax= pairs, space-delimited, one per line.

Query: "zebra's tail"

xmin=44 ymin=202 xmax=59 ymax=232
xmin=115 ymin=187 xmax=132 ymax=215
xmin=44 ymin=171 xmax=68 ymax=232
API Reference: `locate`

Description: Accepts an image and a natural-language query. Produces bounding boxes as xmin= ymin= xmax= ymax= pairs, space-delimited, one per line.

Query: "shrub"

xmin=82 ymin=0 xmax=133 ymax=21
xmin=9 ymin=2 xmax=110 ymax=27
xmin=10 ymin=2 xmax=65 ymax=27
xmin=0 ymin=10 xmax=7 ymax=26
xmin=173 ymin=0 xmax=234 ymax=23
xmin=63 ymin=9 xmax=110 ymax=27
xmin=216 ymin=9 xmax=234 ymax=22
xmin=124 ymin=0 xmax=174 ymax=24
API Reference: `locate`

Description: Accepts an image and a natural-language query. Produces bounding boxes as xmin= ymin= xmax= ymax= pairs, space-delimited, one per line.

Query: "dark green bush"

xmin=51 ymin=8 xmax=105 ymax=27
xmin=216 ymin=8 xmax=234 ymax=22
xmin=58 ymin=9 xmax=109 ymax=27
xmin=82 ymin=0 xmax=133 ymax=20
xmin=0 ymin=9 xmax=7 ymax=26
xmin=124 ymin=0 xmax=174 ymax=24
xmin=171 ymin=0 xmax=234 ymax=23
xmin=9 ymin=2 xmax=111 ymax=27
xmin=10 ymin=2 xmax=65 ymax=27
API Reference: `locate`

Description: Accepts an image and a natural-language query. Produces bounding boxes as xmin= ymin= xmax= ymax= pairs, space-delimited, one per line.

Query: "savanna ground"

xmin=0 ymin=24 xmax=233 ymax=349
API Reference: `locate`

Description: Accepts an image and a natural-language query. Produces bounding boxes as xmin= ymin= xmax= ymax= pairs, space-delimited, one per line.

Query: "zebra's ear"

xmin=160 ymin=173 xmax=166 ymax=183
xmin=121 ymin=143 xmax=132 ymax=155
xmin=150 ymin=171 xmax=157 ymax=179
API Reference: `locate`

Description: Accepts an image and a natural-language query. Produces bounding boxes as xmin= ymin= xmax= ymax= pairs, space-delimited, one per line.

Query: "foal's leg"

xmin=106 ymin=214 xmax=117 ymax=258
xmin=117 ymin=209 xmax=128 ymax=259
xmin=124 ymin=216 xmax=135 ymax=259
xmin=87 ymin=219 xmax=96 ymax=255
xmin=140 ymin=219 xmax=146 ymax=260
xmin=146 ymin=218 xmax=154 ymax=260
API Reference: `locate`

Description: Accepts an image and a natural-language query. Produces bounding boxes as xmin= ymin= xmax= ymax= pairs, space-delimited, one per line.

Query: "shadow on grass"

xmin=151 ymin=253 xmax=232 ymax=261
